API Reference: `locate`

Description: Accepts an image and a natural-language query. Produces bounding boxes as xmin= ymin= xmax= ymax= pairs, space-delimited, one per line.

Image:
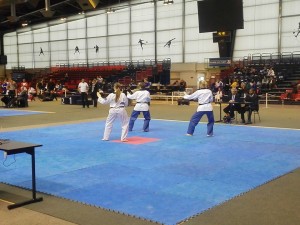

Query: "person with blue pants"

xmin=127 ymin=82 xmax=151 ymax=132
xmin=183 ymin=80 xmax=215 ymax=137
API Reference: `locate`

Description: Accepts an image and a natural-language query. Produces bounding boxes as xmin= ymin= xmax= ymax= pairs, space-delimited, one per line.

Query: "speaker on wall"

xmin=197 ymin=0 xmax=244 ymax=33
xmin=0 ymin=55 xmax=7 ymax=65
xmin=76 ymin=0 xmax=99 ymax=10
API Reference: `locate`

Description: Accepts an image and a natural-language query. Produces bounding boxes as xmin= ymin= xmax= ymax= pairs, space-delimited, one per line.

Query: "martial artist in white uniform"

xmin=183 ymin=80 xmax=214 ymax=137
xmin=97 ymin=83 xmax=129 ymax=142
xmin=127 ymin=82 xmax=151 ymax=132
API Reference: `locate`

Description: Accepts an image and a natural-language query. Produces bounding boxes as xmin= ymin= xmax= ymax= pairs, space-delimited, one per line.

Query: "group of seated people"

xmin=222 ymin=87 xmax=259 ymax=124
xmin=1 ymin=78 xmax=29 ymax=108
xmin=172 ymin=79 xmax=187 ymax=91
xmin=1 ymin=89 xmax=29 ymax=108
xmin=232 ymin=65 xmax=277 ymax=87
xmin=210 ymin=62 xmax=276 ymax=106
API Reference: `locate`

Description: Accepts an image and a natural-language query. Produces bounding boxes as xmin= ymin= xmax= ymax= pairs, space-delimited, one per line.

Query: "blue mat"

xmin=1 ymin=120 xmax=300 ymax=225
xmin=0 ymin=109 xmax=45 ymax=117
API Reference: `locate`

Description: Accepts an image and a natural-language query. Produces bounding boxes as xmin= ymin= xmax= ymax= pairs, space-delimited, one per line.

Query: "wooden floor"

xmin=1 ymin=99 xmax=300 ymax=225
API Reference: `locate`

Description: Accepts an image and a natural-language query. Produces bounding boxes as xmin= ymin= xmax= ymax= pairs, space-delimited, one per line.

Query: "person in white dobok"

xmin=97 ymin=83 xmax=129 ymax=142
xmin=126 ymin=82 xmax=151 ymax=132
xmin=183 ymin=80 xmax=215 ymax=137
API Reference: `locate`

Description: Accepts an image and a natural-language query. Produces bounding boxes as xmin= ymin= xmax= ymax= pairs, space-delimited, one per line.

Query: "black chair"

xmin=252 ymin=103 xmax=261 ymax=123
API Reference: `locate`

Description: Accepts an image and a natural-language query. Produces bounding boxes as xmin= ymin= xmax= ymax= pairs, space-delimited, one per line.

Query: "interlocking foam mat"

xmin=0 ymin=109 xmax=45 ymax=117
xmin=1 ymin=119 xmax=300 ymax=225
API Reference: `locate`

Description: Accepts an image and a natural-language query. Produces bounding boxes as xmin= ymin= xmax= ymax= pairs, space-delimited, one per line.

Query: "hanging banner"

xmin=209 ymin=58 xmax=231 ymax=67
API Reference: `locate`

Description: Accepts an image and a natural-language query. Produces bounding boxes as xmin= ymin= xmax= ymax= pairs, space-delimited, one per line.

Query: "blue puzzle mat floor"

xmin=0 ymin=109 xmax=46 ymax=117
xmin=1 ymin=119 xmax=300 ymax=225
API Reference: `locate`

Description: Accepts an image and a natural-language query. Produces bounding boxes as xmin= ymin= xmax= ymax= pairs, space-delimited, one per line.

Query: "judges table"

xmin=0 ymin=140 xmax=43 ymax=209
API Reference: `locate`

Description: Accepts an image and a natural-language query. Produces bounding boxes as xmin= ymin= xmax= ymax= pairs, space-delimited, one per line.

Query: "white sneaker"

xmin=102 ymin=139 xmax=109 ymax=141
xmin=207 ymin=134 xmax=214 ymax=137
xmin=186 ymin=134 xmax=193 ymax=136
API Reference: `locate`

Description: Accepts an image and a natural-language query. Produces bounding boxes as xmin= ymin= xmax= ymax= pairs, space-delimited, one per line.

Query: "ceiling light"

xmin=106 ymin=8 xmax=115 ymax=14
xmin=21 ymin=22 xmax=28 ymax=27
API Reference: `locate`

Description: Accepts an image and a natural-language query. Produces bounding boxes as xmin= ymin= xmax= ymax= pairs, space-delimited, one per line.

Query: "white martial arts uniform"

xmin=183 ymin=88 xmax=214 ymax=136
xmin=127 ymin=90 xmax=151 ymax=111
xmin=98 ymin=92 xmax=129 ymax=141
xmin=127 ymin=90 xmax=151 ymax=132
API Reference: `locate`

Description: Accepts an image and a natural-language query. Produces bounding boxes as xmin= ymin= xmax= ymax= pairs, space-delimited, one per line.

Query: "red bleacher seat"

xmin=136 ymin=71 xmax=143 ymax=82
xmin=293 ymin=93 xmax=300 ymax=101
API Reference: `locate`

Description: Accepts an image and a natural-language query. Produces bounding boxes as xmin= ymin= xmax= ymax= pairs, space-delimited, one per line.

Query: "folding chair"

xmin=252 ymin=102 xmax=261 ymax=123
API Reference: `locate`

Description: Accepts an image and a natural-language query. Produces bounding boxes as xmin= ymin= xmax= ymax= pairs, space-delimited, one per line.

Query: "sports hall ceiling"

xmin=0 ymin=0 xmax=125 ymax=34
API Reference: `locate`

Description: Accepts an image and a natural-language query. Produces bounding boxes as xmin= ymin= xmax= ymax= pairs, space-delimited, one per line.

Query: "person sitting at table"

xmin=28 ymin=86 xmax=37 ymax=101
xmin=240 ymin=88 xmax=259 ymax=124
xmin=17 ymin=88 xmax=29 ymax=107
xmin=223 ymin=88 xmax=242 ymax=120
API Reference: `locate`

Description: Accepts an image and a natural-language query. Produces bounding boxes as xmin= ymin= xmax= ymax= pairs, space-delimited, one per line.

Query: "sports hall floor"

xmin=0 ymin=99 xmax=300 ymax=225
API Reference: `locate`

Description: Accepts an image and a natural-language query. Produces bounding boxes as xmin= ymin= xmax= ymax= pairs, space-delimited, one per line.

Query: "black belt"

xmin=199 ymin=103 xmax=210 ymax=105
xmin=110 ymin=106 xmax=124 ymax=108
xmin=137 ymin=102 xmax=148 ymax=103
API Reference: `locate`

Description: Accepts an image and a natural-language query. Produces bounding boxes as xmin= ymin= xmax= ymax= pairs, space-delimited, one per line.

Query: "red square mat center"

xmin=112 ymin=136 xmax=160 ymax=145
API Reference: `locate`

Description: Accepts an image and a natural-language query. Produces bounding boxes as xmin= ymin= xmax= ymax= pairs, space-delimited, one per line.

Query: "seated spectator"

xmin=64 ymin=73 xmax=69 ymax=84
xmin=267 ymin=67 xmax=275 ymax=78
xmin=50 ymin=90 xmax=58 ymax=101
xmin=46 ymin=78 xmax=56 ymax=93
xmin=143 ymin=78 xmax=151 ymax=91
xmin=260 ymin=66 xmax=268 ymax=77
xmin=21 ymin=79 xmax=28 ymax=90
xmin=223 ymin=88 xmax=242 ymax=120
xmin=17 ymin=89 xmax=28 ymax=107
xmin=238 ymin=82 xmax=247 ymax=99
xmin=268 ymin=76 xmax=276 ymax=90
xmin=230 ymin=79 xmax=239 ymax=89
xmin=240 ymin=88 xmax=259 ymax=124
xmin=215 ymin=79 xmax=223 ymax=91
xmin=1 ymin=78 xmax=8 ymax=94
xmin=214 ymin=87 xmax=223 ymax=102
xmin=179 ymin=79 xmax=187 ymax=91
xmin=36 ymin=79 xmax=45 ymax=95
xmin=28 ymin=86 xmax=37 ymax=101
xmin=261 ymin=76 xmax=268 ymax=89
xmin=7 ymin=78 xmax=17 ymax=98
xmin=55 ymin=81 xmax=63 ymax=91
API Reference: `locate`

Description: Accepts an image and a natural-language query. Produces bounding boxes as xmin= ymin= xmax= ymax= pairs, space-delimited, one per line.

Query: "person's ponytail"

xmin=114 ymin=83 xmax=121 ymax=102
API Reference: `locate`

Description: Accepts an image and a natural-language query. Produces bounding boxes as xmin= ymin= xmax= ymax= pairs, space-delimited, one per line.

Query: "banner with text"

xmin=209 ymin=58 xmax=231 ymax=67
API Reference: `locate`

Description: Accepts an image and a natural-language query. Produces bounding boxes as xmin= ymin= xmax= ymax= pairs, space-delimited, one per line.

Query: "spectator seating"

xmin=280 ymin=90 xmax=300 ymax=101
